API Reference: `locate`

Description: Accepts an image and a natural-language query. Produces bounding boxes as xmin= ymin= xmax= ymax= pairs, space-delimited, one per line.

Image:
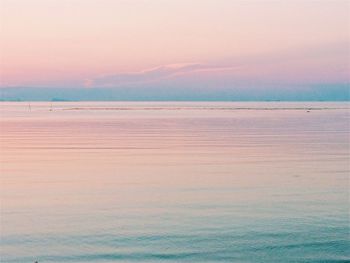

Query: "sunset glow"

xmin=1 ymin=0 xmax=349 ymax=93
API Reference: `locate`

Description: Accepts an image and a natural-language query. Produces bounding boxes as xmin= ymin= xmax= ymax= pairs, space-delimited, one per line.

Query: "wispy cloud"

xmin=85 ymin=63 xmax=238 ymax=87
xmin=83 ymin=41 xmax=349 ymax=88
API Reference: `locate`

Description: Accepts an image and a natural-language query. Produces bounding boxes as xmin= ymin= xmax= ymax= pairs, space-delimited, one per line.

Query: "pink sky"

xmin=0 ymin=0 xmax=349 ymax=88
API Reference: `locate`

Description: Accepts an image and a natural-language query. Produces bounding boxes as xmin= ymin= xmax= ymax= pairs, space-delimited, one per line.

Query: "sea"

xmin=1 ymin=102 xmax=349 ymax=262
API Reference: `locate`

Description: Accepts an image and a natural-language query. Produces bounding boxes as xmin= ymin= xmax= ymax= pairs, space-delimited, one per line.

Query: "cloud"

xmin=84 ymin=41 xmax=349 ymax=88
xmin=86 ymin=63 xmax=238 ymax=87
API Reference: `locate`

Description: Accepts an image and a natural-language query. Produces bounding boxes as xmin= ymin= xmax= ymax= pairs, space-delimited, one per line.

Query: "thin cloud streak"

xmin=85 ymin=41 xmax=349 ymax=88
xmin=86 ymin=63 xmax=239 ymax=87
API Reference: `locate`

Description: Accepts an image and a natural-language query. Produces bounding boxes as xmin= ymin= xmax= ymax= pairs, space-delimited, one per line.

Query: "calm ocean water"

xmin=1 ymin=102 xmax=349 ymax=263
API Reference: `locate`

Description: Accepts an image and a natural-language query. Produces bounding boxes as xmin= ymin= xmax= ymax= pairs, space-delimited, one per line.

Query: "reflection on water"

xmin=1 ymin=102 xmax=349 ymax=262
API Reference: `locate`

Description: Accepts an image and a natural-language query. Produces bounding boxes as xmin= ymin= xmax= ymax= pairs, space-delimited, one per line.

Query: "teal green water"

xmin=1 ymin=102 xmax=349 ymax=262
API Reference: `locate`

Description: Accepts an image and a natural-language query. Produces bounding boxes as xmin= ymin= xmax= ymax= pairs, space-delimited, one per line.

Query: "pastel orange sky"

xmin=0 ymin=0 xmax=349 ymax=88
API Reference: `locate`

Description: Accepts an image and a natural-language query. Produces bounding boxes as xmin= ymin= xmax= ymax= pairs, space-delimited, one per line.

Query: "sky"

xmin=0 ymin=0 xmax=349 ymax=100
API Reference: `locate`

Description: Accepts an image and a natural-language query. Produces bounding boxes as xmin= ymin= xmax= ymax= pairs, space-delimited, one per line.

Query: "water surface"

xmin=1 ymin=102 xmax=349 ymax=262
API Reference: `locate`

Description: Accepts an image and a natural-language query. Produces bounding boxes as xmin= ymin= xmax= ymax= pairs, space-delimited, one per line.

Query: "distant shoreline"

xmin=0 ymin=100 xmax=349 ymax=102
